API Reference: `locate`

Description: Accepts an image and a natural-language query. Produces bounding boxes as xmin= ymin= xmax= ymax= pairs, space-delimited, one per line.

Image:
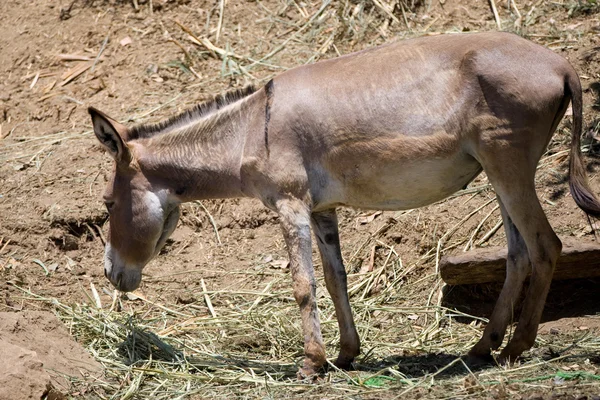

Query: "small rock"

xmin=146 ymin=64 xmax=159 ymax=75
xmin=269 ymin=259 xmax=289 ymax=269
xmin=176 ymin=295 xmax=195 ymax=305
xmin=120 ymin=36 xmax=132 ymax=46
xmin=13 ymin=163 xmax=29 ymax=171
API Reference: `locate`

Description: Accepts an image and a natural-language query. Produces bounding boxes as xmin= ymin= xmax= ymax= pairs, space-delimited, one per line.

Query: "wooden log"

xmin=440 ymin=237 xmax=600 ymax=285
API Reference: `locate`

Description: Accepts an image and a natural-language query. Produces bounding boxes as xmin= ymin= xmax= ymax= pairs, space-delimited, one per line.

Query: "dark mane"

xmin=127 ymin=85 xmax=257 ymax=141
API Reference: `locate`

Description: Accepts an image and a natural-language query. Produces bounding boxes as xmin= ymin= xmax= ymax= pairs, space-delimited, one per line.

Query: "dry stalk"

xmin=201 ymin=278 xmax=218 ymax=319
xmin=128 ymin=93 xmax=182 ymax=122
xmin=60 ymin=61 xmax=93 ymax=87
xmin=91 ymin=33 xmax=110 ymax=73
xmin=90 ymin=281 xmax=102 ymax=309
xmin=463 ymin=204 xmax=500 ymax=251
xmin=477 ymin=218 xmax=503 ymax=245
xmin=194 ymin=201 xmax=222 ymax=245
xmin=511 ymin=0 xmax=523 ymax=26
xmin=371 ymin=0 xmax=400 ymax=24
xmin=216 ymin=0 xmax=225 ymax=43
xmin=439 ymin=197 xmax=495 ymax=246
xmin=168 ymin=38 xmax=193 ymax=64
xmin=489 ymin=0 xmax=502 ymax=29
xmin=399 ymin=1 xmax=411 ymax=31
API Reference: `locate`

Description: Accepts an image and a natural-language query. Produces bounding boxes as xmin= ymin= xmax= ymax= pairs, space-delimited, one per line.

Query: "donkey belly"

xmin=316 ymin=142 xmax=482 ymax=211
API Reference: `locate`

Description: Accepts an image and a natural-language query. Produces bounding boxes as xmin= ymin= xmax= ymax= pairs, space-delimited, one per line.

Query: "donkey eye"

xmin=104 ymin=201 xmax=115 ymax=213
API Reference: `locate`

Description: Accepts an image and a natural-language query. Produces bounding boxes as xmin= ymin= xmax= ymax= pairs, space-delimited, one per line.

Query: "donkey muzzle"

xmin=104 ymin=242 xmax=142 ymax=292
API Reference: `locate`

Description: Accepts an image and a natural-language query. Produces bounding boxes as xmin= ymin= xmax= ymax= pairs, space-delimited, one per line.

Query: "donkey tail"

xmin=567 ymin=72 xmax=600 ymax=218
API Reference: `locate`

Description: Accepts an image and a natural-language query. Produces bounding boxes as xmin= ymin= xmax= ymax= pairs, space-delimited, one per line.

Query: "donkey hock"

xmin=90 ymin=32 xmax=600 ymax=377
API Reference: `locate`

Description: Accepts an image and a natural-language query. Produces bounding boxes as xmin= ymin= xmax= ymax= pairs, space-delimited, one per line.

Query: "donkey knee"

xmin=530 ymin=233 xmax=562 ymax=271
xmin=546 ymin=234 xmax=562 ymax=263
xmin=506 ymin=250 xmax=530 ymax=280
xmin=293 ymin=279 xmax=316 ymax=308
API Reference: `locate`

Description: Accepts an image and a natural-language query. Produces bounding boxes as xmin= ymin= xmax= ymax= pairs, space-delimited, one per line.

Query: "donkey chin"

xmin=104 ymin=206 xmax=180 ymax=292
xmin=103 ymin=243 xmax=143 ymax=292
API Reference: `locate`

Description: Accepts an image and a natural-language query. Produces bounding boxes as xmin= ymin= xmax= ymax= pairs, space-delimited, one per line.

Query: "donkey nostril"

xmin=104 ymin=268 xmax=109 ymax=279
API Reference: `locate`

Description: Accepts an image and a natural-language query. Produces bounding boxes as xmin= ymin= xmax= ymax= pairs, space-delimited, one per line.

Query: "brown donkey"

xmin=90 ymin=32 xmax=600 ymax=377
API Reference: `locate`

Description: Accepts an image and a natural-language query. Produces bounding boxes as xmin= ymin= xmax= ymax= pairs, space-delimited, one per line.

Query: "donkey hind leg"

xmin=311 ymin=210 xmax=360 ymax=369
xmin=468 ymin=197 xmax=531 ymax=362
xmin=277 ymin=198 xmax=327 ymax=377
xmin=479 ymin=151 xmax=562 ymax=363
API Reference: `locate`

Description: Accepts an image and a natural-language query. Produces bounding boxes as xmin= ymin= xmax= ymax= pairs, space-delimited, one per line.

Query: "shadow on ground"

xmin=442 ymin=277 xmax=600 ymax=322
xmin=357 ymin=352 xmax=482 ymax=378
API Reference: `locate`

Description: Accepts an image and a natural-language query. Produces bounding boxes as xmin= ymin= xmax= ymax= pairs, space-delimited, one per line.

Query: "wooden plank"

xmin=439 ymin=237 xmax=600 ymax=285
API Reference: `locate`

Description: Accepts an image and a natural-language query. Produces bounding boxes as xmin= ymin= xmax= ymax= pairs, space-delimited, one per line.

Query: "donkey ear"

xmin=88 ymin=107 xmax=131 ymax=163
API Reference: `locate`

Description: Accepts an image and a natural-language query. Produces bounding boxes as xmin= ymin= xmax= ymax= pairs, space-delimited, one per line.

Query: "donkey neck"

xmin=134 ymin=96 xmax=258 ymax=201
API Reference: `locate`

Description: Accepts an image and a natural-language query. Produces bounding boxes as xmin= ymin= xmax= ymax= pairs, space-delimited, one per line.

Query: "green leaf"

xmin=363 ymin=375 xmax=394 ymax=388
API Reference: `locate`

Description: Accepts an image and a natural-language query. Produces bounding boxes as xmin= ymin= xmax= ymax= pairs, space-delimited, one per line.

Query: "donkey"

xmin=90 ymin=31 xmax=600 ymax=377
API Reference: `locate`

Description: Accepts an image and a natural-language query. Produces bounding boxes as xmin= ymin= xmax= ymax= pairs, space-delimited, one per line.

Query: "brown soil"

xmin=2 ymin=0 xmax=600 ymax=398
xmin=0 ymin=311 xmax=102 ymax=399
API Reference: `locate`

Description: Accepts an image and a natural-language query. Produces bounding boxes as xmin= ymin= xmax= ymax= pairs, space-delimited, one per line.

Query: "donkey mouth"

xmin=104 ymin=243 xmax=143 ymax=292
xmin=114 ymin=270 xmax=141 ymax=292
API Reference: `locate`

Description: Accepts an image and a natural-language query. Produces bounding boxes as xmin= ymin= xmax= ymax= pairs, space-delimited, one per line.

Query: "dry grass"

xmin=11 ymin=232 xmax=600 ymax=399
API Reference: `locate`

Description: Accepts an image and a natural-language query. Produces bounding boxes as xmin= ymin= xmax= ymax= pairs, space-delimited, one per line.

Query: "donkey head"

xmin=89 ymin=108 xmax=180 ymax=292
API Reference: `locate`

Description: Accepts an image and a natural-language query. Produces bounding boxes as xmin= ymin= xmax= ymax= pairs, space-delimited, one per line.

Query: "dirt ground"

xmin=0 ymin=311 xmax=102 ymax=399
xmin=2 ymin=0 xmax=600 ymax=398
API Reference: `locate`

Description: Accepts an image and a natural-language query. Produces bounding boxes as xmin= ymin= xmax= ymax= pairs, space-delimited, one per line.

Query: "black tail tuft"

xmin=567 ymin=71 xmax=600 ymax=219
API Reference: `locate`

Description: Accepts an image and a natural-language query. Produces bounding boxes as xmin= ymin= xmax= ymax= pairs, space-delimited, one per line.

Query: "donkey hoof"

xmin=466 ymin=351 xmax=494 ymax=367
xmin=333 ymin=355 xmax=355 ymax=371
xmin=498 ymin=350 xmax=520 ymax=366
xmin=296 ymin=366 xmax=321 ymax=382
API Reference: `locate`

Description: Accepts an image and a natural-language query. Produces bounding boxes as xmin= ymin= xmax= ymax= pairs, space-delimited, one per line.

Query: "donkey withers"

xmin=90 ymin=32 xmax=600 ymax=377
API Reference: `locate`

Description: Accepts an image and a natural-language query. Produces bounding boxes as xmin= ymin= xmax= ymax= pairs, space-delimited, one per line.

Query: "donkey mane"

xmin=127 ymin=85 xmax=257 ymax=141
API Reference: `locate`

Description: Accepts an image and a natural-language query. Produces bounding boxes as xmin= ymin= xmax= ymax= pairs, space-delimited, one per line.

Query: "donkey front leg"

xmin=276 ymin=198 xmax=327 ymax=378
xmin=311 ymin=210 xmax=360 ymax=369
